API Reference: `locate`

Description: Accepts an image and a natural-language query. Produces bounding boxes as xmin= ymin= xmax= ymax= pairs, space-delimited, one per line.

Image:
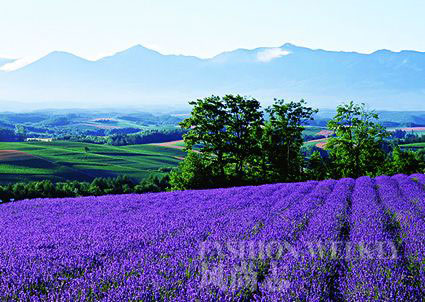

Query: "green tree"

xmin=326 ymin=101 xmax=388 ymax=178
xmin=387 ymin=147 xmax=425 ymax=175
xmin=180 ymin=94 xmax=263 ymax=184
xmin=261 ymin=99 xmax=317 ymax=182
xmin=169 ymin=152 xmax=215 ymax=190
xmin=306 ymin=151 xmax=328 ymax=180
xmin=222 ymin=95 xmax=263 ymax=180
xmin=14 ymin=125 xmax=27 ymax=142
xmin=180 ymin=95 xmax=229 ymax=178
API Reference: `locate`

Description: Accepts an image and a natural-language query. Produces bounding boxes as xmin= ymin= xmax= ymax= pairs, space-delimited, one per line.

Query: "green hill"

xmin=0 ymin=141 xmax=185 ymax=184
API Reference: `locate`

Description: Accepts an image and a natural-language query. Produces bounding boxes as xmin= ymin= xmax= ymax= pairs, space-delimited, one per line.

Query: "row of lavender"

xmin=0 ymin=174 xmax=423 ymax=300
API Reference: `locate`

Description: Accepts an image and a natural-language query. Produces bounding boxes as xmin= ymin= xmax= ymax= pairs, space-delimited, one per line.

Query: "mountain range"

xmin=1 ymin=43 xmax=425 ymax=111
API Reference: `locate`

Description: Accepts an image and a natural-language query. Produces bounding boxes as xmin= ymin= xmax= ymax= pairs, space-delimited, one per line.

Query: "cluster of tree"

xmin=107 ymin=128 xmax=186 ymax=146
xmin=169 ymin=95 xmax=317 ymax=189
xmin=39 ymin=116 xmax=71 ymax=127
xmin=303 ymin=134 xmax=327 ymax=141
xmin=0 ymin=126 xmax=26 ymax=142
xmin=398 ymin=133 xmax=425 ymax=145
xmin=117 ymin=113 xmax=183 ymax=126
xmin=0 ymin=175 xmax=170 ymax=203
xmin=57 ymin=128 xmax=186 ymax=146
xmin=169 ymin=96 xmax=425 ymax=190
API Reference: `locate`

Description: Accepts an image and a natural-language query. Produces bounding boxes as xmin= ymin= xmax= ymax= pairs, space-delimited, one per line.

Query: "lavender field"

xmin=1 ymin=175 xmax=424 ymax=301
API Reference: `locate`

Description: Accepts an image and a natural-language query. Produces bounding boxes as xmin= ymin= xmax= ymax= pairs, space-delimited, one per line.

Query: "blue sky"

xmin=1 ymin=0 xmax=424 ymax=68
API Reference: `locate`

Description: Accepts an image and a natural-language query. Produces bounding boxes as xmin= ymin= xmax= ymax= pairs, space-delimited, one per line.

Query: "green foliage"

xmin=177 ymin=96 xmax=317 ymax=189
xmin=0 ymin=128 xmax=22 ymax=142
xmin=135 ymin=174 xmax=170 ymax=193
xmin=224 ymin=95 xmax=264 ymax=178
xmin=386 ymin=147 xmax=425 ymax=175
xmin=181 ymin=95 xmax=233 ymax=178
xmin=14 ymin=125 xmax=27 ymax=141
xmin=260 ymin=99 xmax=318 ymax=182
xmin=306 ymin=151 xmax=329 ymax=180
xmin=169 ymin=152 xmax=216 ymax=190
xmin=106 ymin=128 xmax=186 ymax=146
xmin=0 ymin=175 xmax=171 ymax=203
xmin=326 ymin=102 xmax=389 ymax=178
xmin=180 ymin=95 xmax=263 ymax=183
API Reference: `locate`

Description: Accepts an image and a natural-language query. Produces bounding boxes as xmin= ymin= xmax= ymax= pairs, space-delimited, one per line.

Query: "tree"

xmin=261 ymin=99 xmax=317 ymax=182
xmin=387 ymin=147 xmax=425 ymax=175
xmin=222 ymin=95 xmax=263 ymax=180
xmin=14 ymin=125 xmax=27 ymax=142
xmin=169 ymin=152 xmax=215 ymax=190
xmin=180 ymin=94 xmax=264 ymax=183
xmin=180 ymin=95 xmax=229 ymax=178
xmin=305 ymin=151 xmax=329 ymax=180
xmin=326 ymin=101 xmax=389 ymax=178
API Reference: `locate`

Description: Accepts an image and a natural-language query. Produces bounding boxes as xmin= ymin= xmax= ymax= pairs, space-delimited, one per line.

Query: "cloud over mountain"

xmin=256 ymin=48 xmax=290 ymax=62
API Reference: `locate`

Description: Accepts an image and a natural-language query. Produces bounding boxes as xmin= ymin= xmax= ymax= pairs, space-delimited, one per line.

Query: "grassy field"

xmin=0 ymin=141 xmax=186 ymax=184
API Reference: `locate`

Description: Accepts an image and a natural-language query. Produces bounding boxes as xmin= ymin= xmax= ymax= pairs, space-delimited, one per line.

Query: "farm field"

xmin=151 ymin=140 xmax=203 ymax=151
xmin=0 ymin=174 xmax=423 ymax=300
xmin=0 ymin=141 xmax=186 ymax=183
xmin=303 ymin=138 xmax=328 ymax=149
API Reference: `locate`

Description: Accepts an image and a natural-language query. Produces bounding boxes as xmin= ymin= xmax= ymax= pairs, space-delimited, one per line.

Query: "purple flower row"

xmin=0 ymin=175 xmax=424 ymax=300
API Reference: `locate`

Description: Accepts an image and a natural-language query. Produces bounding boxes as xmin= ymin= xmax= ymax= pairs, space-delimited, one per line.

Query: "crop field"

xmin=0 ymin=141 xmax=186 ymax=183
xmin=151 ymin=140 xmax=202 ymax=151
xmin=0 ymin=174 xmax=423 ymax=300
xmin=303 ymin=138 xmax=328 ymax=149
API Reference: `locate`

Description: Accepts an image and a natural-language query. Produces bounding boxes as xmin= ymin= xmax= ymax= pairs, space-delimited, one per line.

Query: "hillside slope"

xmin=0 ymin=141 xmax=185 ymax=183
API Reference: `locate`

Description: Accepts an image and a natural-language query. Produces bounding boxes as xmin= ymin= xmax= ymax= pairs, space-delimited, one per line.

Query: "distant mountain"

xmin=1 ymin=44 xmax=425 ymax=111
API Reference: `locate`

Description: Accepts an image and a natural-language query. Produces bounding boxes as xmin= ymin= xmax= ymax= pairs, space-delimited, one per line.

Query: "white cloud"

xmin=257 ymin=48 xmax=290 ymax=62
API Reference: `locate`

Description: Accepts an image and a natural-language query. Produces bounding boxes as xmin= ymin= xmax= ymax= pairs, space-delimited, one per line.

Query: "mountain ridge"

xmin=1 ymin=43 xmax=425 ymax=111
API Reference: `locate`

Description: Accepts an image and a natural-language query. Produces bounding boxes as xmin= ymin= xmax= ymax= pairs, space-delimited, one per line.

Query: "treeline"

xmin=59 ymin=128 xmax=186 ymax=146
xmin=0 ymin=126 xmax=26 ymax=142
xmin=169 ymin=95 xmax=425 ymax=190
xmin=107 ymin=128 xmax=186 ymax=146
xmin=0 ymin=175 xmax=169 ymax=203
xmin=399 ymin=133 xmax=425 ymax=145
